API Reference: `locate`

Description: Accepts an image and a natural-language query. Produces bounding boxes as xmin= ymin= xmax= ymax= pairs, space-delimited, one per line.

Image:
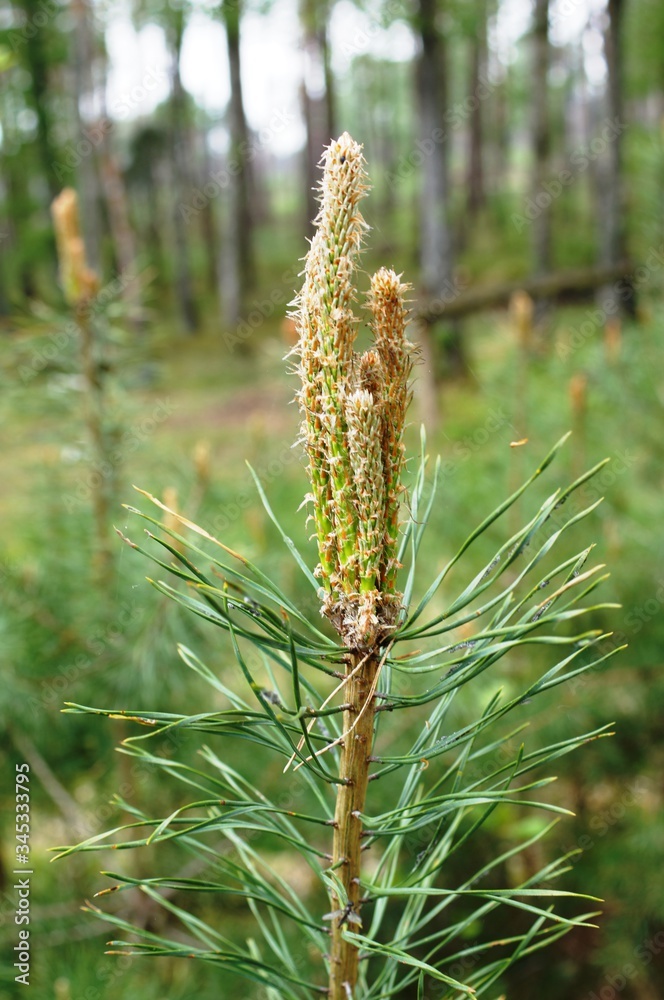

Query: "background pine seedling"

xmin=54 ymin=135 xmax=621 ymax=1000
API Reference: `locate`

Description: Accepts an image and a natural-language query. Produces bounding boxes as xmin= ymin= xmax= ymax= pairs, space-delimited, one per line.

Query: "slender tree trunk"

xmin=531 ymin=0 xmax=552 ymax=276
xmin=487 ymin=1 xmax=510 ymax=199
xmin=417 ymin=0 xmax=452 ymax=298
xmin=221 ymin=0 xmax=255 ymax=327
xmin=598 ymin=0 xmax=634 ymax=315
xmin=376 ymin=61 xmax=397 ymax=223
xmin=301 ymin=0 xmax=336 ymax=238
xmin=492 ymin=76 xmax=509 ymax=195
xmin=95 ymin=47 xmax=138 ymax=294
xmin=145 ymin=160 xmax=166 ymax=290
xmin=5 ymin=153 xmax=35 ymax=299
xmin=17 ymin=0 xmax=60 ymax=200
xmin=199 ymin=129 xmax=220 ymax=296
xmin=416 ymin=0 xmax=464 ymax=379
xmin=71 ymin=0 xmax=103 ymax=270
xmin=302 ymin=78 xmax=322 ymax=237
xmin=467 ymin=22 xmax=486 ymax=217
xmin=329 ymin=651 xmax=379 ymax=1000
xmin=13 ymin=0 xmax=60 ymax=288
xmin=98 ymin=145 xmax=137 ymax=281
xmin=0 ymin=231 xmax=8 ymax=316
xmin=321 ymin=11 xmax=336 ymax=142
xmin=0 ymin=166 xmax=10 ymax=313
xmin=169 ymin=15 xmax=198 ymax=333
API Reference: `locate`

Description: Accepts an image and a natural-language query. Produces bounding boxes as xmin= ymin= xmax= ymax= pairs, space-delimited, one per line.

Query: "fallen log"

xmin=417 ymin=261 xmax=633 ymax=323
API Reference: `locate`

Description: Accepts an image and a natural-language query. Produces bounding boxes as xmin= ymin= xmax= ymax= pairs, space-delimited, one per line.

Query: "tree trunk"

xmin=302 ymin=79 xmax=324 ymax=238
xmin=95 ymin=45 xmax=138 ymax=294
xmin=467 ymin=20 xmax=486 ymax=217
xmin=4 ymin=152 xmax=36 ymax=300
xmin=492 ymin=74 xmax=509 ymax=196
xmin=417 ymin=0 xmax=452 ymax=298
xmin=301 ymin=0 xmax=336 ymax=238
xmin=71 ymin=0 xmax=104 ymax=271
xmin=531 ymin=0 xmax=552 ymax=276
xmin=145 ymin=159 xmax=167 ymax=291
xmin=17 ymin=0 xmax=60 ymax=200
xmin=321 ymin=9 xmax=336 ymax=142
xmin=98 ymin=145 xmax=137 ymax=284
xmin=221 ymin=0 xmax=255 ymax=327
xmin=416 ymin=0 xmax=464 ymax=377
xmin=199 ymin=129 xmax=220 ymax=296
xmin=0 ymin=223 xmax=9 ymax=316
xmin=376 ymin=61 xmax=398 ymax=224
xmin=169 ymin=14 xmax=198 ymax=333
xmin=598 ymin=0 xmax=634 ymax=315
xmin=0 ymin=157 xmax=12 ymax=313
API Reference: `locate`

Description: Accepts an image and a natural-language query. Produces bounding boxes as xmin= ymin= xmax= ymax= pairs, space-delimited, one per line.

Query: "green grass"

xmin=1 ymin=292 xmax=663 ymax=999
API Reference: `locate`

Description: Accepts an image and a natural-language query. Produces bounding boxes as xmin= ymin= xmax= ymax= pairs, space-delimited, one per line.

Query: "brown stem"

xmin=77 ymin=304 xmax=113 ymax=578
xmin=329 ymin=650 xmax=379 ymax=1000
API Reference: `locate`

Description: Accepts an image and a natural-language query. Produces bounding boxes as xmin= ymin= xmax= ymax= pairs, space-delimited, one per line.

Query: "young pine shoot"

xmin=54 ymin=134 xmax=621 ymax=1000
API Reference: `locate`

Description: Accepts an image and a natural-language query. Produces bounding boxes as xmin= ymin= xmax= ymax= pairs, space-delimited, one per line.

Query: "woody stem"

xmin=328 ymin=650 xmax=378 ymax=1000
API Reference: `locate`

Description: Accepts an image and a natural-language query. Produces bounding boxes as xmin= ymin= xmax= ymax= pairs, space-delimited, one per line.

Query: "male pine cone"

xmin=293 ymin=132 xmax=414 ymax=650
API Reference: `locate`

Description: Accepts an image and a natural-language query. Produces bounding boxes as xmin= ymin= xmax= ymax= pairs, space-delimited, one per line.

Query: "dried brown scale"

xmin=367 ymin=268 xmax=413 ymax=592
xmin=345 ymin=389 xmax=385 ymax=595
xmin=355 ymin=350 xmax=385 ymax=399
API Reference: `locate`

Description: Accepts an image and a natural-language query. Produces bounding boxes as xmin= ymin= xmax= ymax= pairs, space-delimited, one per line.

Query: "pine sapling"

xmin=292 ymin=133 xmax=417 ymax=996
xmin=54 ymin=135 xmax=621 ymax=1000
xmin=51 ymin=188 xmax=113 ymax=577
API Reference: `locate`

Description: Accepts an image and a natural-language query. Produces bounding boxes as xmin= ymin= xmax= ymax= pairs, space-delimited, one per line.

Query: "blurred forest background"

xmin=0 ymin=0 xmax=663 ymax=997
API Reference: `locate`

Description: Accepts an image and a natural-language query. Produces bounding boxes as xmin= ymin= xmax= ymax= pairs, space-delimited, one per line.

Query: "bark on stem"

xmin=77 ymin=304 xmax=113 ymax=578
xmin=329 ymin=650 xmax=379 ymax=999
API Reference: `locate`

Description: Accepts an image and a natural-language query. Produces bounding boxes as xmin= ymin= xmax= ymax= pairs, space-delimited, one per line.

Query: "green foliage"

xmin=53 ymin=429 xmax=620 ymax=997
